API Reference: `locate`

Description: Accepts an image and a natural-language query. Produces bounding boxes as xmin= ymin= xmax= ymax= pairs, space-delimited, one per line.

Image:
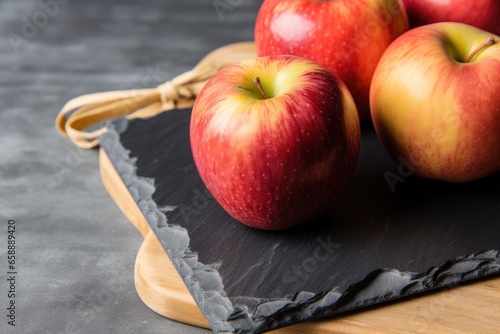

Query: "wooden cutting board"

xmin=99 ymin=148 xmax=500 ymax=333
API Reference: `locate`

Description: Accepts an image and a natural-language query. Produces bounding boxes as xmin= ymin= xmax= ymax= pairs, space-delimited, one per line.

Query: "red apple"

xmin=402 ymin=0 xmax=500 ymax=36
xmin=190 ymin=55 xmax=360 ymax=230
xmin=370 ymin=23 xmax=500 ymax=182
xmin=254 ymin=0 xmax=409 ymax=121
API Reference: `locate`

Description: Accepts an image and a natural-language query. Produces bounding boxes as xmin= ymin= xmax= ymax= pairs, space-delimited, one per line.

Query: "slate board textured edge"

xmin=101 ymin=119 xmax=238 ymax=332
xmin=99 ymin=118 xmax=500 ymax=334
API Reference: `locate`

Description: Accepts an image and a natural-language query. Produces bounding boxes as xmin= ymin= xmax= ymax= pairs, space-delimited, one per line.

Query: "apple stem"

xmin=253 ymin=77 xmax=269 ymax=99
xmin=465 ymin=37 xmax=496 ymax=63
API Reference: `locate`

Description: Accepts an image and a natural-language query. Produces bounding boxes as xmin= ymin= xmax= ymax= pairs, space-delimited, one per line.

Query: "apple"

xmin=190 ymin=55 xmax=360 ymax=230
xmin=402 ymin=0 xmax=500 ymax=36
xmin=370 ymin=22 xmax=500 ymax=183
xmin=254 ymin=0 xmax=409 ymax=121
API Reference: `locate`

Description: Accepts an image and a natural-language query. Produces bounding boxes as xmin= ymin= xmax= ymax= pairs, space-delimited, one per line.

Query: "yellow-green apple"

xmin=370 ymin=22 xmax=500 ymax=183
xmin=402 ymin=0 xmax=500 ymax=36
xmin=254 ymin=0 xmax=409 ymax=121
xmin=190 ymin=56 xmax=360 ymax=230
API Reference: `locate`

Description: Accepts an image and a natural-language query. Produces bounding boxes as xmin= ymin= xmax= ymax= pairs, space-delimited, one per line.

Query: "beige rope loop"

xmin=55 ymin=41 xmax=257 ymax=149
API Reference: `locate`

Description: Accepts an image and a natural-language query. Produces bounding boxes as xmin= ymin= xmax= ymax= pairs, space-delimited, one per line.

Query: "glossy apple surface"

xmin=255 ymin=0 xmax=408 ymax=121
xmin=403 ymin=0 xmax=500 ymax=35
xmin=370 ymin=23 xmax=500 ymax=182
xmin=190 ymin=56 xmax=360 ymax=230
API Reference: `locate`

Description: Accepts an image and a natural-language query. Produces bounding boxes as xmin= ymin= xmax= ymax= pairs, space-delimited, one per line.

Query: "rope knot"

xmin=157 ymin=81 xmax=179 ymax=110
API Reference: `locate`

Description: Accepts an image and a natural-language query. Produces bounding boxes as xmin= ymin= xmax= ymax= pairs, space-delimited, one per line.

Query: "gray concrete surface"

xmin=0 ymin=0 xmax=260 ymax=332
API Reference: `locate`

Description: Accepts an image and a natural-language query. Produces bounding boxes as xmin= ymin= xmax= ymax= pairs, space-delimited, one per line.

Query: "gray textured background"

xmin=0 ymin=0 xmax=260 ymax=332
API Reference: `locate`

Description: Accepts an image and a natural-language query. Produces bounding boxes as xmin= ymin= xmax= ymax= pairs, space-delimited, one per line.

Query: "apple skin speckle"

xmin=254 ymin=0 xmax=409 ymax=121
xmin=370 ymin=22 xmax=500 ymax=183
xmin=190 ymin=55 xmax=360 ymax=230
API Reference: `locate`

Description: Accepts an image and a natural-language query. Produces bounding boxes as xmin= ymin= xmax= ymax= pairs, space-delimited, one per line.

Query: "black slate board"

xmin=100 ymin=108 xmax=500 ymax=333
